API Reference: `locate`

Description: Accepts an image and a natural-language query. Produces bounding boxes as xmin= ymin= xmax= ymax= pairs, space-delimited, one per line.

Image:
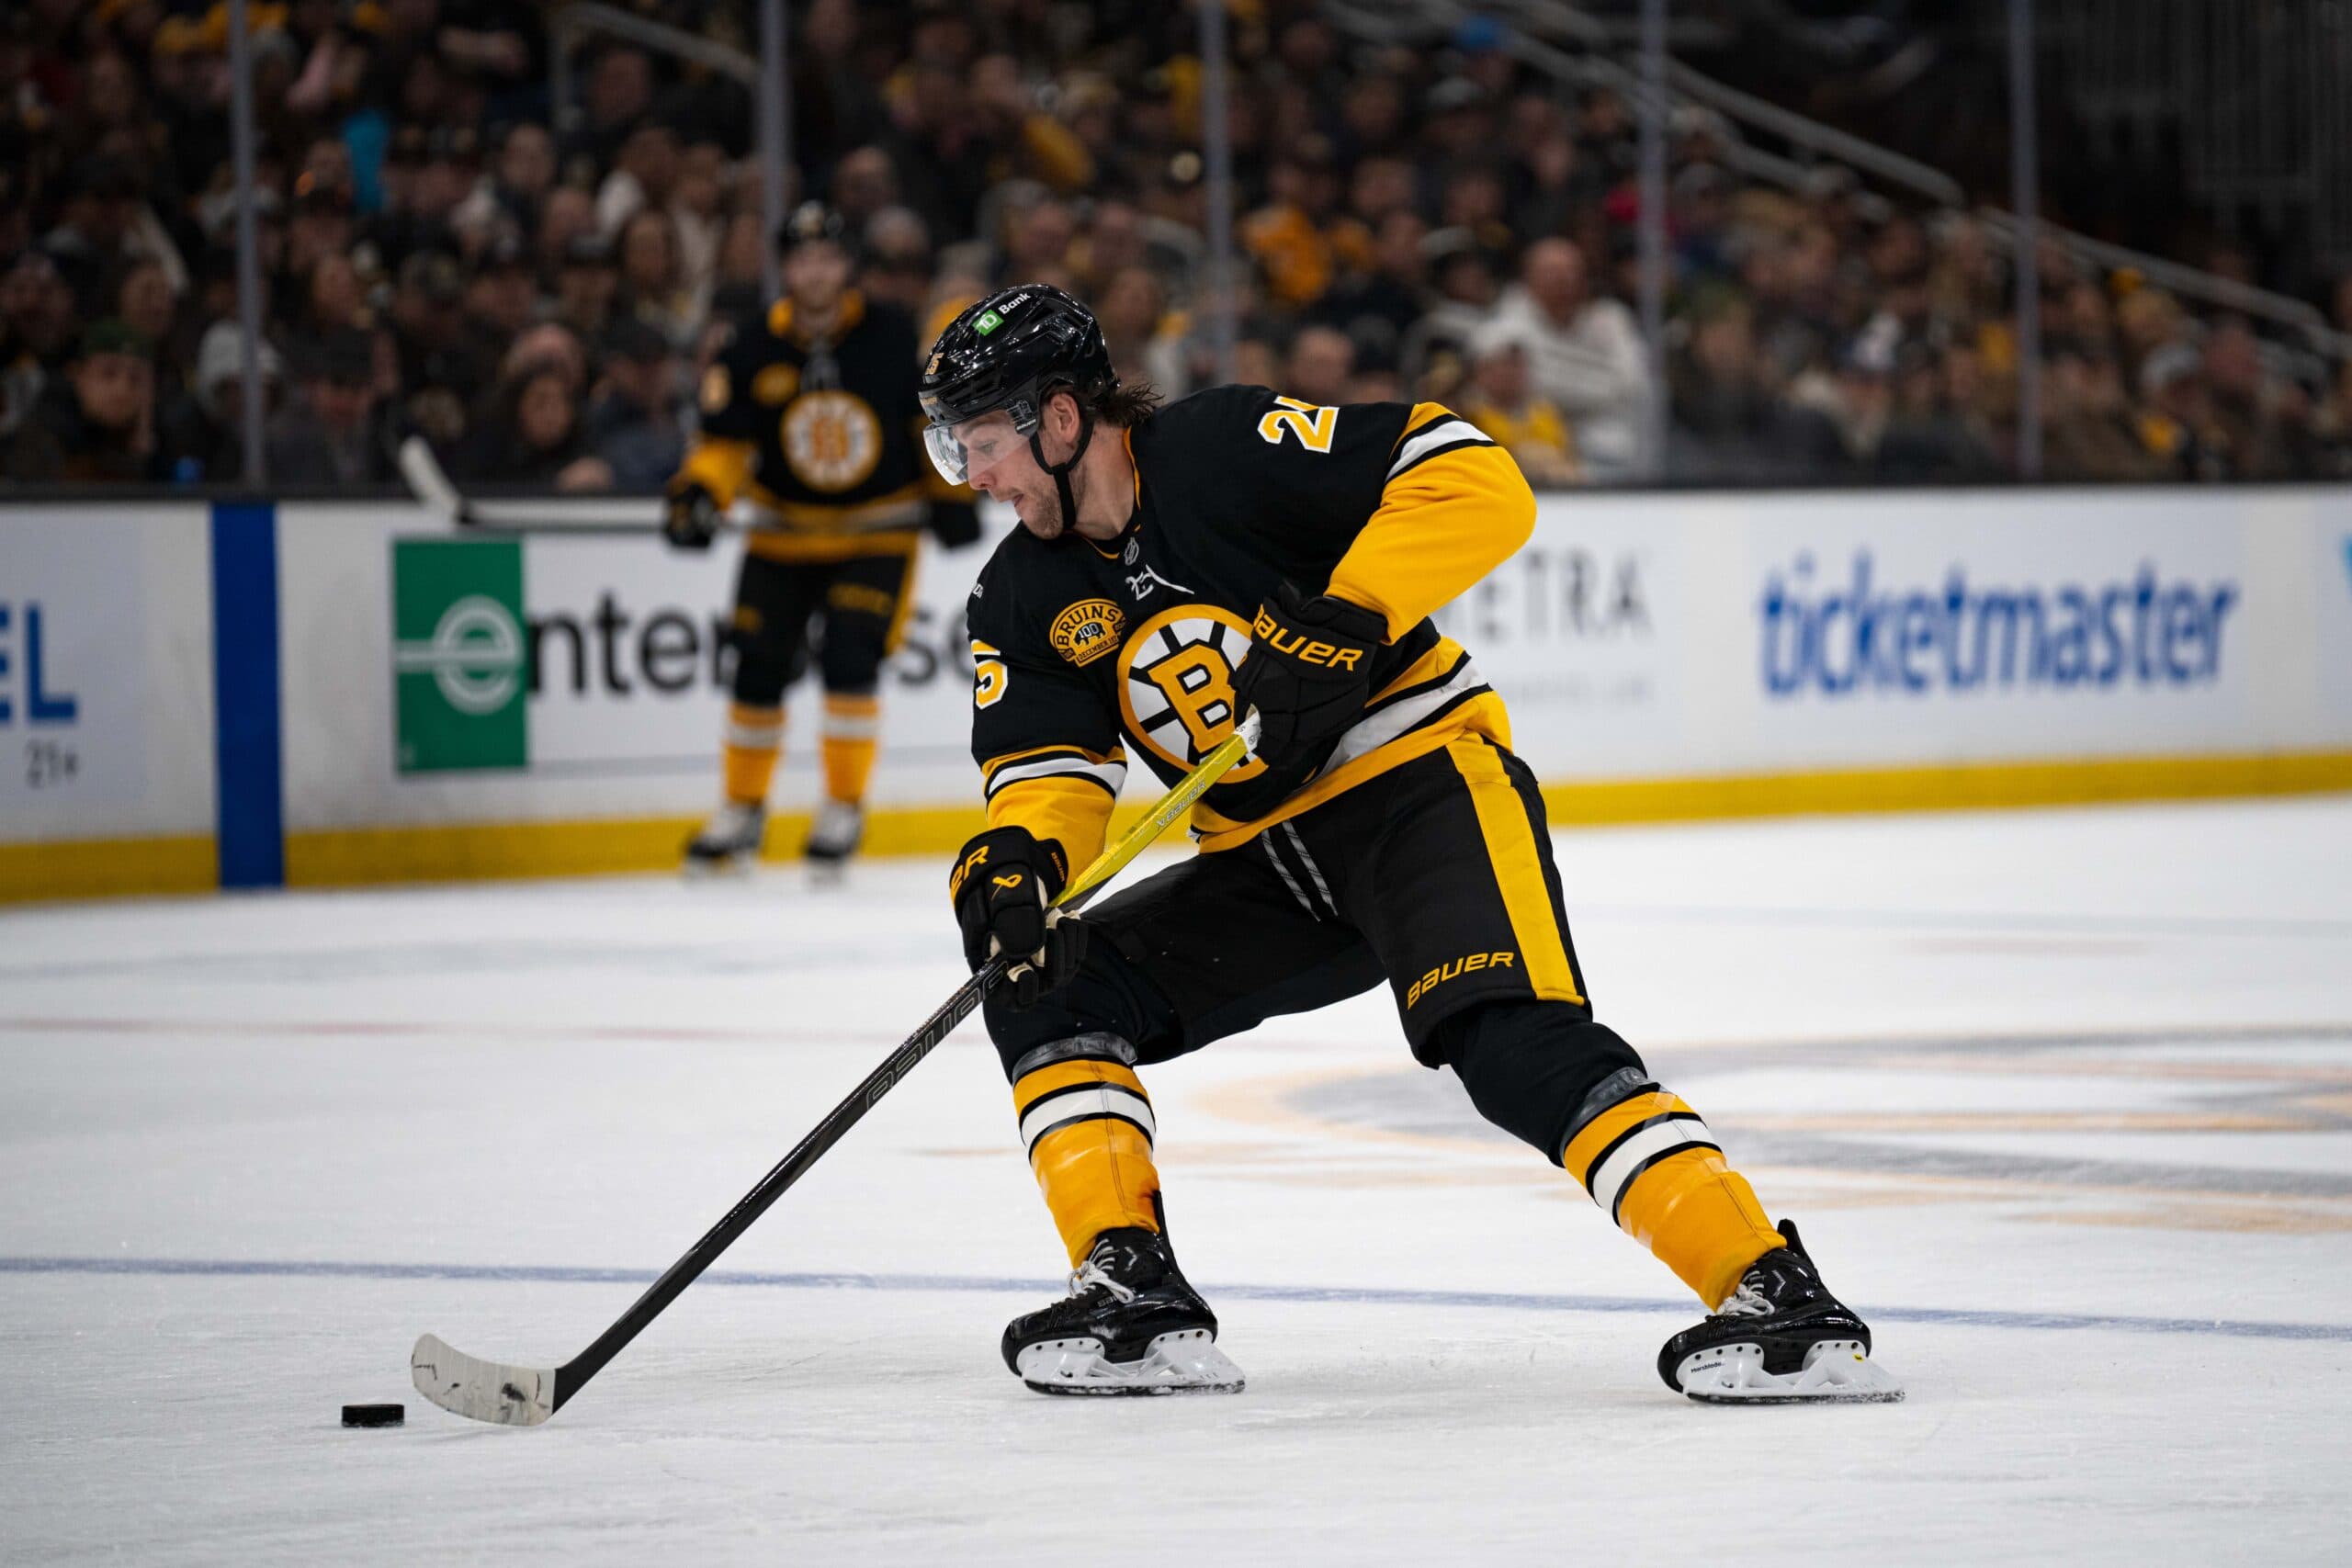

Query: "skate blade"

xmin=1016 ymin=1328 xmax=1247 ymax=1397
xmin=682 ymin=850 xmax=759 ymax=881
xmin=1676 ymin=1339 xmax=1905 ymax=1405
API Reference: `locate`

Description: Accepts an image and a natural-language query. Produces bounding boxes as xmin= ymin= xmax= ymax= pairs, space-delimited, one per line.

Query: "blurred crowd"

xmin=5 ymin=0 xmax=2350 ymax=492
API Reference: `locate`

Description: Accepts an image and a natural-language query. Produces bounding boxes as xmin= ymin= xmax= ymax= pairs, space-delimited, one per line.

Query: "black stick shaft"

xmin=527 ymin=720 xmax=1252 ymax=1415
xmin=550 ymin=957 xmax=1006 ymax=1408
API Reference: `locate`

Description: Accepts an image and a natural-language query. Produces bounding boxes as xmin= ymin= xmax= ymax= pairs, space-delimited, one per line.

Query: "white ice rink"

xmin=5 ymin=797 xmax=2350 ymax=1564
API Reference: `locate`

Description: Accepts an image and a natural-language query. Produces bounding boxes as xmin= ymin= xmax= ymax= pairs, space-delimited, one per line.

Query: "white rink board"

xmin=0 ymin=505 xmax=213 ymax=843
xmin=277 ymin=503 xmax=998 ymax=831
xmin=274 ymin=488 xmax=2352 ymax=838
xmin=1477 ymin=487 xmax=2352 ymax=780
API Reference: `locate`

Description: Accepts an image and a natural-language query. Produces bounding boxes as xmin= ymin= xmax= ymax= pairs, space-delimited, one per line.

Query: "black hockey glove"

xmin=662 ymin=481 xmax=721 ymax=551
xmin=950 ymin=825 xmax=1088 ymax=1009
xmin=1231 ymin=583 xmax=1387 ymax=774
xmin=930 ymin=499 xmax=982 ymax=549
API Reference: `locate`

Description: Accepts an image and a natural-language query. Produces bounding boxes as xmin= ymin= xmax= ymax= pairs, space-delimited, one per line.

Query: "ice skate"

xmin=1658 ymin=1221 xmax=1903 ymax=1404
xmin=802 ymin=798 xmax=865 ymax=881
xmin=682 ymin=801 xmax=766 ymax=876
xmin=1003 ymin=1227 xmax=1245 ymax=1396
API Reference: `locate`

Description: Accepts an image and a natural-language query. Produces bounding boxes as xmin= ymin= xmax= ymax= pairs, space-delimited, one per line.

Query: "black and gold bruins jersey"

xmin=966 ymin=384 xmax=1536 ymax=865
xmin=680 ymin=290 xmax=973 ymax=562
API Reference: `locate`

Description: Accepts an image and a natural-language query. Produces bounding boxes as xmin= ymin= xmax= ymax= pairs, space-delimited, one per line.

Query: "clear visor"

xmin=924 ymin=411 xmax=1023 ymax=488
xmin=922 ymin=421 xmax=970 ymax=486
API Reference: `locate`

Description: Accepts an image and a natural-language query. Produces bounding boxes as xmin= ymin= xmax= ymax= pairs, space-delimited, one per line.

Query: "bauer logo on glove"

xmin=950 ymin=827 xmax=1084 ymax=1009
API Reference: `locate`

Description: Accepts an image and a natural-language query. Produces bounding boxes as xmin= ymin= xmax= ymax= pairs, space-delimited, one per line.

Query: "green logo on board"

xmin=391 ymin=538 xmax=526 ymax=773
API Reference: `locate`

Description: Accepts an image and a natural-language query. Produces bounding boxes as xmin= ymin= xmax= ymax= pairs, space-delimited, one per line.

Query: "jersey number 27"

xmin=1256 ymin=397 xmax=1338 ymax=454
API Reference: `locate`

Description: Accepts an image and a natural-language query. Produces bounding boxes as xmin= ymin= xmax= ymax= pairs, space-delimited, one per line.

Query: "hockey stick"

xmin=395 ymin=434 xmax=709 ymax=535
xmin=411 ymin=714 xmax=1261 ymax=1426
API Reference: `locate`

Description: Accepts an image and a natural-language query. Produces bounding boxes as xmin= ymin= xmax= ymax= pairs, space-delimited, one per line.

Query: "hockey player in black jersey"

xmin=922 ymin=284 xmax=1900 ymax=1404
xmin=664 ymin=204 xmax=978 ymax=875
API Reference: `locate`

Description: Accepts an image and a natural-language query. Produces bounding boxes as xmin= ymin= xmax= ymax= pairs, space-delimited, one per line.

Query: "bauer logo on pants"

xmin=392 ymin=538 xmax=527 ymax=773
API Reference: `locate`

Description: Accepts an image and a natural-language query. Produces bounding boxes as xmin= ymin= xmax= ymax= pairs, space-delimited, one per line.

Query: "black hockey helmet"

xmin=779 ymin=200 xmax=852 ymax=255
xmin=919 ymin=284 xmax=1116 ymax=514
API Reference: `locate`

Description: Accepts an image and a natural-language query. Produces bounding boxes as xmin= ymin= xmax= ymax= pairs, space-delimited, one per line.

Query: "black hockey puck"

xmin=341 ymin=1403 xmax=404 ymax=1427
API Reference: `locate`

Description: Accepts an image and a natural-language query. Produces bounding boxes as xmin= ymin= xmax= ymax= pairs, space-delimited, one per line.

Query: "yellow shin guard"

xmin=1563 ymin=1085 xmax=1785 ymax=1308
xmin=1012 ymin=1055 xmax=1161 ymax=1266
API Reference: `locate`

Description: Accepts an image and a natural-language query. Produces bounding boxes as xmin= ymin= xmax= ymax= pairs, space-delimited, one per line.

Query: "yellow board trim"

xmin=20 ymin=749 xmax=2349 ymax=901
xmin=1538 ymin=750 xmax=2352 ymax=828
xmin=0 ymin=834 xmax=218 ymax=905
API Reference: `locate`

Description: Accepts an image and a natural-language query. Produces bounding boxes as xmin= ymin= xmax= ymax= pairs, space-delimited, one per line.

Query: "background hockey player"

xmin=922 ymin=284 xmax=1900 ymax=1403
xmin=664 ymin=203 xmax=979 ymax=874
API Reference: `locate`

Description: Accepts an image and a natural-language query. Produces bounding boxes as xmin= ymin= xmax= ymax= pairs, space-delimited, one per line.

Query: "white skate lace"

xmin=1714 ymin=1279 xmax=1773 ymax=1318
xmin=1068 ymin=1256 xmax=1136 ymax=1304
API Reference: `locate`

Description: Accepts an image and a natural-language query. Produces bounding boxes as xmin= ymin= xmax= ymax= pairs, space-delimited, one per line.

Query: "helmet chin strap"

xmin=1028 ymin=406 xmax=1095 ymax=538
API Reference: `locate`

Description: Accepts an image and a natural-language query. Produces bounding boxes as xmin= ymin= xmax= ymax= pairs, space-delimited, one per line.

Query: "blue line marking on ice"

xmin=5 ymin=1255 xmax=2348 ymax=1343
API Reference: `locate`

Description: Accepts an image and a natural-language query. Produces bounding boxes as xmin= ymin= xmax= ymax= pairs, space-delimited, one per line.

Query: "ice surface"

xmin=4 ymin=797 xmax=2349 ymax=1563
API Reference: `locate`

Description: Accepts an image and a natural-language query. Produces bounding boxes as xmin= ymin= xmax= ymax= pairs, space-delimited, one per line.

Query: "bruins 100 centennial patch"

xmin=1049 ymin=598 xmax=1126 ymax=667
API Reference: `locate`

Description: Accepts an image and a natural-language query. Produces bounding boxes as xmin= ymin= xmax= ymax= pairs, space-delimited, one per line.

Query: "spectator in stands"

xmin=553 ymin=234 xmax=620 ymax=343
xmin=0 ymin=0 xmax=2335 ymax=498
xmin=460 ymin=361 xmax=609 ymax=491
xmin=584 ymin=320 xmax=684 ymax=491
xmin=859 ymin=208 xmax=936 ymax=318
xmin=161 ymin=321 xmax=281 ymax=485
xmin=1876 ymin=342 xmax=2004 ymax=483
xmin=834 ymin=148 xmax=903 ymax=238
xmin=596 ymin=121 xmax=684 ymax=240
xmin=1095 ymin=265 xmax=1183 ymax=397
xmin=1459 ymin=326 xmax=1579 ymax=488
xmin=1245 ymin=142 xmax=1356 ymax=310
xmin=1670 ymin=290 xmax=1820 ymax=482
xmin=2137 ymin=343 xmax=2224 ymax=481
xmin=1283 ymin=324 xmax=1356 ymax=407
xmin=266 ymin=328 xmax=393 ymax=487
xmin=1487 ymin=238 xmax=1654 ymax=481
xmin=1 ymin=254 xmax=77 ymax=442
xmin=2043 ymin=338 xmax=2172 ymax=483
xmin=614 ymin=208 xmax=701 ymax=350
xmin=462 ymin=234 xmax=540 ymax=345
xmin=1316 ymin=209 xmax=1430 ymax=378
xmin=8 ymin=318 xmax=163 ymax=483
xmin=534 ymin=186 xmax=599 ymax=280
xmin=2201 ymin=318 xmax=2292 ymax=479
xmin=42 ymin=156 xmax=154 ymax=316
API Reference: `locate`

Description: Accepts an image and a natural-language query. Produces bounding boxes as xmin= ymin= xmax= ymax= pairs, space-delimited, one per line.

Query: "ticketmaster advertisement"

xmin=1731 ymin=491 xmax=2259 ymax=767
xmin=241 ymin=484 xmax=2352 ymax=886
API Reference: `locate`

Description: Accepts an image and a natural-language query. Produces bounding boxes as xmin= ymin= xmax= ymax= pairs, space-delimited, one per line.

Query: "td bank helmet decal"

xmin=1116 ymin=604 xmax=1267 ymax=781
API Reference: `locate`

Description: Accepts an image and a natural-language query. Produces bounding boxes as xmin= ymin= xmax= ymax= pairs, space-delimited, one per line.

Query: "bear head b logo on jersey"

xmin=1049 ymin=598 xmax=1126 ymax=668
xmin=782 ymin=389 xmax=882 ymax=491
xmin=1116 ymin=605 xmax=1268 ymax=783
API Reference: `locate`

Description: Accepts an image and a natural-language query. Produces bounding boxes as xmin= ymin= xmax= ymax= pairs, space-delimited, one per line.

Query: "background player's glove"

xmin=950 ymin=825 xmax=1087 ymax=1008
xmin=662 ymin=482 xmax=722 ymax=550
xmin=1231 ymin=583 xmax=1386 ymax=773
xmin=930 ymin=499 xmax=982 ymax=549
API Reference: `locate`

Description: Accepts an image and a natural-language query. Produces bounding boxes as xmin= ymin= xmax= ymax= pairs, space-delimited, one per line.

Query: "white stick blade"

xmin=411 ymin=1333 xmax=557 ymax=1426
xmin=396 ymin=436 xmax=466 ymax=525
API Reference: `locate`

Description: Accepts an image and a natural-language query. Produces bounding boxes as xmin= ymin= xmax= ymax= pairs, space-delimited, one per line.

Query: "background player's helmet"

xmin=918 ymin=283 xmax=1116 ymax=488
xmin=780 ymin=200 xmax=852 ymax=256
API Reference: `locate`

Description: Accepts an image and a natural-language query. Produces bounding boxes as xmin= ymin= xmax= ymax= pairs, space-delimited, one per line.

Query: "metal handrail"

xmin=1318 ymin=0 xmax=2346 ymax=366
xmin=1322 ymin=0 xmax=1963 ymax=205
xmin=1975 ymin=209 xmax=2351 ymax=358
xmin=548 ymin=3 xmax=760 ymax=136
